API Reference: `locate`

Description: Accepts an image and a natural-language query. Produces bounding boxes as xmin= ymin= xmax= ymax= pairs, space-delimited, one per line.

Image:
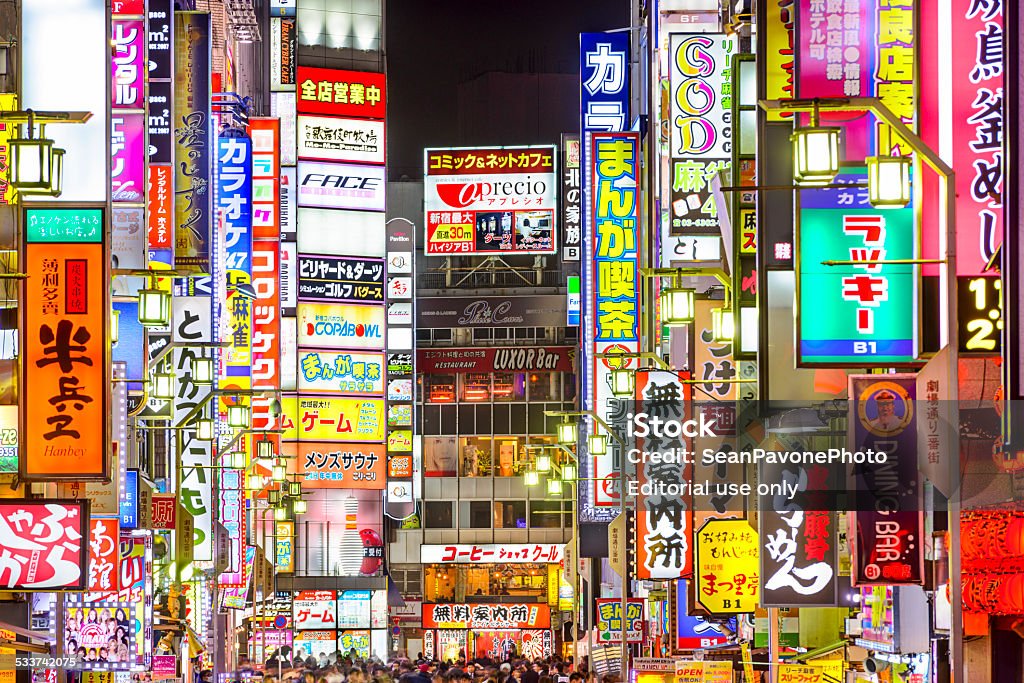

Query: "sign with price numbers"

xmin=957 ymin=276 xmax=1002 ymax=354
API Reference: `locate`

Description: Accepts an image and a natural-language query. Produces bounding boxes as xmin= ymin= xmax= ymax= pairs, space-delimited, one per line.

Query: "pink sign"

xmin=796 ymin=0 xmax=875 ymax=158
xmin=112 ymin=20 xmax=145 ymax=109
xmin=152 ymin=654 xmax=177 ymax=680
xmin=0 ymin=500 xmax=88 ymax=590
xmin=112 ymin=113 xmax=146 ymax=203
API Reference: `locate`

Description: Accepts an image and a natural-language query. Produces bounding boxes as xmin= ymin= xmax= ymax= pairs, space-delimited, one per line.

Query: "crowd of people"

xmin=230 ymin=649 xmax=613 ymax=683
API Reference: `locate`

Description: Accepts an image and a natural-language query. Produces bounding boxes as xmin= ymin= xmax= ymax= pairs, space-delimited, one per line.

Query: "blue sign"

xmin=580 ymin=33 xmax=630 ymax=134
xmin=121 ymin=470 xmax=140 ymax=529
xmin=113 ymin=300 xmax=146 ymax=392
xmin=675 ymin=579 xmax=728 ymax=649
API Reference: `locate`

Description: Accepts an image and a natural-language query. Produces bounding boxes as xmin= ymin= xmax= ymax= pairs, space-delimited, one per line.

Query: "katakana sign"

xmin=296 ymin=442 xmax=386 ymax=489
xmin=0 ymin=500 xmax=89 ymax=590
xmin=419 ymin=544 xmax=564 ymax=564
xmin=422 ymin=603 xmax=550 ymax=629
xmin=798 ymin=168 xmax=917 ymax=365
xmin=298 ymin=254 xmax=385 ymax=303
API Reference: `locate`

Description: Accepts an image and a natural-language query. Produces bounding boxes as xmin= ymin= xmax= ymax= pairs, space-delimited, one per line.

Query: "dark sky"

xmin=385 ymin=0 xmax=629 ymax=178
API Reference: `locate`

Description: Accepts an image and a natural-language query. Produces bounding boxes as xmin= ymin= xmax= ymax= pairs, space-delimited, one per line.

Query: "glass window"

xmin=460 ymin=437 xmax=492 ymax=477
xmin=528 ymin=372 xmax=558 ymax=401
xmin=492 ymin=373 xmax=526 ymax=402
xmin=426 ymin=374 xmax=456 ymax=403
xmin=460 ymin=501 xmax=492 ymax=529
xmin=424 ymin=501 xmax=453 ymax=529
xmin=473 ymin=328 xmax=492 ymax=342
xmin=424 ymin=565 xmax=456 ymax=601
xmin=530 ymin=500 xmax=572 ymax=528
xmin=494 ymin=501 xmax=527 ymax=529
xmin=461 ymin=373 xmax=491 ymax=402
xmin=562 ymin=373 xmax=578 ymax=402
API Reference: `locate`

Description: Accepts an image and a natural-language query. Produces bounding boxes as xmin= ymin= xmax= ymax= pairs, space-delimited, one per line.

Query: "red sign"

xmin=0 ymin=500 xmax=89 ymax=590
xmin=111 ymin=0 xmax=145 ymax=14
xmin=422 ymin=603 xmax=550 ymax=629
xmin=147 ymin=164 xmax=173 ymax=250
xmin=87 ymin=518 xmax=120 ymax=593
xmin=296 ymin=66 xmax=386 ymax=119
xmin=151 ymin=494 xmax=177 ymax=530
xmin=417 ymin=346 xmax=575 ymax=374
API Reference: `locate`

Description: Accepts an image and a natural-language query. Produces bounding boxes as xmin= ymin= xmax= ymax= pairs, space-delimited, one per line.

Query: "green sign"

xmin=798 ymin=169 xmax=916 ymax=365
xmin=25 ymin=207 xmax=103 ymax=243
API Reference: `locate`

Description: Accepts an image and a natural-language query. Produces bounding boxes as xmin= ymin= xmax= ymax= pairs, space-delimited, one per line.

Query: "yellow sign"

xmin=695 ymin=519 xmax=759 ymax=614
xmin=778 ymin=665 xmax=822 ymax=683
xmin=675 ymin=661 xmax=731 ymax=683
xmin=608 ymin=513 xmax=626 ymax=577
xmin=281 ymin=395 xmax=385 ymax=442
xmin=0 ymin=94 xmax=17 ymax=205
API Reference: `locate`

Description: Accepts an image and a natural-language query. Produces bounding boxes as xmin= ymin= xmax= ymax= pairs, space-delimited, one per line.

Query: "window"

xmin=530 ymin=500 xmax=573 ymax=528
xmin=424 ymin=437 xmax=457 ymax=477
xmin=424 ymin=565 xmax=456 ymax=601
xmin=493 ymin=439 xmax=522 ymax=477
xmin=528 ymin=372 xmax=557 ymax=401
xmin=460 ymin=437 xmax=492 ymax=477
xmin=494 ymin=500 xmax=527 ymax=529
xmin=391 ymin=566 xmax=422 ymax=597
xmin=426 ymin=374 xmax=456 ymax=403
xmin=424 ymin=501 xmax=453 ymax=529
xmin=460 ymin=501 xmax=492 ymax=529
xmin=562 ymin=372 xmax=578 ymax=402
xmin=492 ymin=373 xmax=525 ymax=402
xmin=473 ymin=328 xmax=492 ymax=342
xmin=461 ymin=373 xmax=491 ymax=402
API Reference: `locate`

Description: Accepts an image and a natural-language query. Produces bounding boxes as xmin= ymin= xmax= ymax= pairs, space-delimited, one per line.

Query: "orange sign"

xmin=294 ymin=442 xmax=386 ymax=489
xmin=147 ymin=164 xmax=173 ymax=249
xmin=388 ymin=454 xmax=412 ymax=478
xmin=24 ymin=207 xmax=108 ymax=479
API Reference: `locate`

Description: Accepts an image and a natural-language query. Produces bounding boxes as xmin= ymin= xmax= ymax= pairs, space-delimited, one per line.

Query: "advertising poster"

xmin=297 ymin=302 xmax=385 ymax=350
xmin=560 ymin=134 xmax=581 ymax=260
xmin=298 ymin=254 xmax=385 ymax=303
xmin=294 ymin=591 xmax=337 ymax=630
xmin=23 ymin=207 xmax=108 ymax=480
xmin=282 ymin=396 xmax=385 ymax=442
xmin=292 ymin=631 xmax=336 ymax=661
xmin=594 ymin=599 xmax=644 ymax=643
xmin=297 ymin=67 xmax=386 ymax=119
xmin=173 ymin=12 xmax=211 ymax=272
xmin=694 ymin=519 xmax=760 ymax=614
xmin=0 ymin=501 xmax=88 ymax=590
xmin=297 ymin=160 xmax=386 ymax=211
xmin=422 ymin=603 xmax=550 ymax=629
xmin=65 ymin=603 xmax=133 ymax=667
xmin=424 ymin=146 xmax=557 ymax=255
xmin=297 ymin=350 xmax=385 ymax=395
xmin=798 ymin=168 xmax=916 ymax=365
xmin=848 ymin=374 xmax=924 ymax=585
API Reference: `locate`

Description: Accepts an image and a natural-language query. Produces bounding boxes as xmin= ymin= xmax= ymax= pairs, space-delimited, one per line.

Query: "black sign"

xmin=148 ymin=80 xmax=173 ymax=164
xmin=958 ymin=275 xmax=1002 ymax=354
xmin=147 ymin=0 xmax=172 ymax=81
xmin=561 ymin=134 xmax=581 ymax=262
xmin=298 ymin=254 xmax=384 ymax=303
xmin=417 ymin=295 xmax=568 ymax=329
xmin=387 ymin=353 xmax=413 ymax=375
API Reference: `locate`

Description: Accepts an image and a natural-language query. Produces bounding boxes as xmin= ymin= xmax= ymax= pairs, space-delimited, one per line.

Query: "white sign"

xmin=420 ymin=544 xmax=564 ymax=564
xmin=293 ymin=598 xmax=337 ymax=630
xmin=297 ymin=207 xmax=385 ymax=257
xmin=280 ymin=241 xmax=297 ymax=314
xmin=297 ymin=160 xmax=386 ymax=212
xmin=298 ymin=115 xmax=385 ymax=165
xmin=669 ymin=33 xmax=735 ymax=158
xmin=272 ymin=92 xmax=297 ymax=165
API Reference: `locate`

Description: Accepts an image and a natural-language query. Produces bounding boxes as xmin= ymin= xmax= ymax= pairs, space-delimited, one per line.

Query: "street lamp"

xmin=609 ymin=367 xmax=635 ymax=398
xmin=866 ymin=154 xmax=912 ymax=208
xmin=268 ymin=489 xmax=281 ymax=506
xmin=557 ymin=420 xmax=578 ymax=445
xmin=535 ymin=454 xmax=552 ymax=473
xmin=546 ymin=478 xmax=562 ymax=496
xmin=288 ymin=481 xmax=302 ymax=497
xmin=138 ymin=286 xmax=170 ymax=327
xmin=524 ymin=470 xmax=540 ymax=486
xmin=274 ymin=506 xmax=287 ymax=521
xmin=588 ymin=434 xmax=608 ymax=456
xmin=152 ymin=372 xmax=175 ymax=401
xmin=196 ymin=418 xmax=214 ymax=441
xmin=293 ymin=499 xmax=307 ymax=515
xmin=711 ymin=306 xmax=735 ymax=343
xmin=9 ymin=123 xmax=61 ymax=194
xmin=659 ymin=286 xmax=695 ymax=325
xmin=247 ymin=473 xmax=263 ymax=491
xmin=227 ymin=404 xmax=251 ymax=429
xmin=256 ymin=438 xmax=275 ymax=460
xmin=792 ymin=103 xmax=840 ymax=185
xmin=191 ymin=357 xmax=214 ymax=385
xmin=562 ymin=463 xmax=577 ymax=482
xmin=272 ymin=460 xmax=287 ymax=482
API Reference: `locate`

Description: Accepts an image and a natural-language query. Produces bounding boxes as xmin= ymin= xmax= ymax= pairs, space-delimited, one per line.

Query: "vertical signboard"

xmin=666 ymin=33 xmax=735 ymax=239
xmin=694 ymin=519 xmax=760 ymax=614
xmin=148 ymin=0 xmax=173 ymax=261
xmin=590 ymin=132 xmax=640 ymax=509
xmin=385 ymin=219 xmax=416 ymax=517
xmin=797 ymin=169 xmax=916 ymax=365
xmin=848 ymin=375 xmax=924 ymax=585
xmin=112 ymin=12 xmax=147 ymax=204
xmin=173 ymin=12 xmax=212 ymax=272
xmin=174 ymin=296 xmax=214 ymax=560
xmin=23 ymin=207 xmax=108 ymax=480
xmin=560 ymin=134 xmax=581 ymax=261
xmin=580 ymin=32 xmax=629 ymax=518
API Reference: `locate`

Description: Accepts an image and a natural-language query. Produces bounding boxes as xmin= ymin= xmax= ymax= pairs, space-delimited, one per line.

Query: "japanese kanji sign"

xmin=87 ymin=518 xmax=119 ymax=594
xmin=24 ymin=206 xmax=108 ymax=480
xmin=296 ymin=442 xmax=386 ymax=489
xmin=422 ymin=603 xmax=550 ymax=629
xmin=0 ymin=500 xmax=89 ymax=590
xmin=298 ymin=254 xmax=385 ymax=303
xmin=147 ymin=164 xmax=173 ymax=250
xmin=111 ymin=112 xmax=146 ymax=204
xmin=297 ymin=302 xmax=385 ymax=350
xmin=560 ymin=134 xmax=581 ymax=260
xmin=296 ymin=66 xmax=386 ymax=119
xmin=419 ymin=544 xmax=564 ymax=564
xmin=423 ymin=146 xmax=558 ymax=256
xmin=848 ymin=375 xmax=924 ymax=586
xmin=695 ymin=519 xmax=760 ymax=614
xmin=298 ymin=115 xmax=385 ymax=165
xmin=150 ymin=494 xmax=177 ymax=530
xmin=798 ymin=168 xmax=916 ymax=365
xmin=595 ymin=599 xmax=644 ymax=643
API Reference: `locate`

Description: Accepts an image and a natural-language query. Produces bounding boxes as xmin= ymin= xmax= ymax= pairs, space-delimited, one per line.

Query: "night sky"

xmin=385 ymin=0 xmax=629 ymax=178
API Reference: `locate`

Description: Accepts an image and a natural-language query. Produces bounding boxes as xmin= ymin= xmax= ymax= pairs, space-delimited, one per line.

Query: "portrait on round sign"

xmin=857 ymin=381 xmax=914 ymax=437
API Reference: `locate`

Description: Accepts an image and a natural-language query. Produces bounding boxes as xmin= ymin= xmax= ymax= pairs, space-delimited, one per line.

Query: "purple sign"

xmin=112 ymin=19 xmax=146 ymax=110
xmin=796 ymin=0 xmax=875 ymax=158
xmin=112 ymin=113 xmax=146 ymax=203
